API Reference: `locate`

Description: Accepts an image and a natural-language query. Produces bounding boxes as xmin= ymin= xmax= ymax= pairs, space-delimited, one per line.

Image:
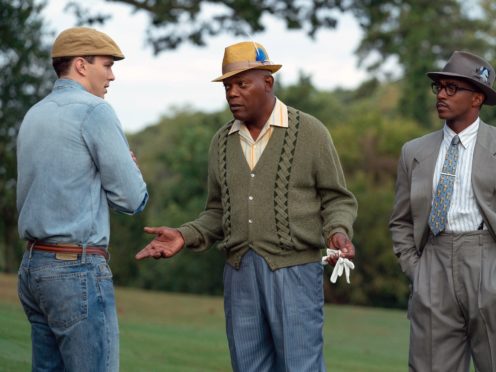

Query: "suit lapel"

xmin=411 ymin=130 xmax=443 ymax=249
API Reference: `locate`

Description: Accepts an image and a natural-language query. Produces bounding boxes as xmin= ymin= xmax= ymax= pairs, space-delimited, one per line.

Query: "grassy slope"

xmin=0 ymin=273 xmax=408 ymax=371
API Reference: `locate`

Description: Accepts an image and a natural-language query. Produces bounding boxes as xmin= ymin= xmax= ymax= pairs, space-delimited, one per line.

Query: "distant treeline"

xmin=4 ymin=0 xmax=496 ymax=309
xmin=107 ymin=75 xmax=496 ymax=309
xmin=3 ymin=74 xmax=496 ymax=308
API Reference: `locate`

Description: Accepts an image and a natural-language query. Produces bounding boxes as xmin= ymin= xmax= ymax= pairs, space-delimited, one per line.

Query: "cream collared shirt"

xmin=229 ymin=98 xmax=288 ymax=170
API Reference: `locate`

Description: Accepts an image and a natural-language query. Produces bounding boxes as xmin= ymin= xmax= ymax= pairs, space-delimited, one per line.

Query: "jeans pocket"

xmin=36 ymin=271 xmax=88 ymax=329
xmin=96 ymin=262 xmax=116 ymax=306
xmin=18 ymin=267 xmax=34 ymax=318
xmin=97 ymin=262 xmax=113 ymax=280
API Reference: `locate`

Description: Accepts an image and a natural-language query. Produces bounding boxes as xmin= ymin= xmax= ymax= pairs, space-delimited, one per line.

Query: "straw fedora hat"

xmin=212 ymin=41 xmax=282 ymax=82
xmin=427 ymin=51 xmax=496 ymax=105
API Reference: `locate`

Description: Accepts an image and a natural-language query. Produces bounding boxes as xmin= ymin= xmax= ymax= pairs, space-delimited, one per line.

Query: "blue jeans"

xmin=224 ymin=250 xmax=326 ymax=372
xmin=18 ymin=250 xmax=119 ymax=372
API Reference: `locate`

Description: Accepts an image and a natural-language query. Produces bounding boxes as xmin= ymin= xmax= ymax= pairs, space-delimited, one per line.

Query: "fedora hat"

xmin=212 ymin=41 xmax=282 ymax=82
xmin=51 ymin=27 xmax=124 ymax=61
xmin=427 ymin=51 xmax=496 ymax=105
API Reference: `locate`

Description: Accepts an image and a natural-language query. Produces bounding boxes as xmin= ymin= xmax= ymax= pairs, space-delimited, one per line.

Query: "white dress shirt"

xmin=432 ymin=118 xmax=484 ymax=232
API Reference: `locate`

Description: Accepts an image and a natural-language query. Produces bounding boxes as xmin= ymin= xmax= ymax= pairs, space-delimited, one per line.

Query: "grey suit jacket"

xmin=389 ymin=121 xmax=496 ymax=280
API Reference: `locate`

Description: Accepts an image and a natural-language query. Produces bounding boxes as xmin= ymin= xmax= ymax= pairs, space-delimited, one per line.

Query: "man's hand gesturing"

xmin=135 ymin=227 xmax=185 ymax=260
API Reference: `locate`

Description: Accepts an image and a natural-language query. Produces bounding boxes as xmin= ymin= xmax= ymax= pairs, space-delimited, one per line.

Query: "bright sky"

xmin=44 ymin=0 xmax=369 ymax=133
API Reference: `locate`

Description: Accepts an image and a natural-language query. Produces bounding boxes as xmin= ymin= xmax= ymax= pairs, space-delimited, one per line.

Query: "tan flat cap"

xmin=51 ymin=27 xmax=124 ymax=60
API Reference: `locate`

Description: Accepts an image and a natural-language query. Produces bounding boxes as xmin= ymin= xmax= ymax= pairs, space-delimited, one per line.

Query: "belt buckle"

xmin=55 ymin=253 xmax=78 ymax=261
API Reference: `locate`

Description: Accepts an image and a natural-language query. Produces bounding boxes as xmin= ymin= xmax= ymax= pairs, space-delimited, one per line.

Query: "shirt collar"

xmin=229 ymin=97 xmax=288 ymax=135
xmin=53 ymin=78 xmax=86 ymax=92
xmin=443 ymin=117 xmax=479 ymax=149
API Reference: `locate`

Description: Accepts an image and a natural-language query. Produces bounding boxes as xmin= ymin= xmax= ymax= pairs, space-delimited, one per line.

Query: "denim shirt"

xmin=17 ymin=79 xmax=148 ymax=247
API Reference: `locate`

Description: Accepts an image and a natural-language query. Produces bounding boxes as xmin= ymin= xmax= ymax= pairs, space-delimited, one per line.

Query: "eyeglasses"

xmin=431 ymin=82 xmax=478 ymax=96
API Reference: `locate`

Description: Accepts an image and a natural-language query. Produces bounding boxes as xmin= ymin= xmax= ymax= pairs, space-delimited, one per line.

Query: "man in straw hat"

xmin=17 ymin=27 xmax=148 ymax=371
xmin=135 ymin=41 xmax=357 ymax=371
xmin=390 ymin=51 xmax=496 ymax=372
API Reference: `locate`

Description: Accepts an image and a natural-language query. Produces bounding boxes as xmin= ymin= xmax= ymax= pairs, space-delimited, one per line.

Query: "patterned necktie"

xmin=428 ymin=135 xmax=460 ymax=236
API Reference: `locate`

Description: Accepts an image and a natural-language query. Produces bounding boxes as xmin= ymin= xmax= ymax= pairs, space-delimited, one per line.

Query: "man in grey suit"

xmin=390 ymin=51 xmax=496 ymax=372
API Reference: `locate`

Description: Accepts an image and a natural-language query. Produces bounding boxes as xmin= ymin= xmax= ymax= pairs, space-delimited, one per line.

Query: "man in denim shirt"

xmin=16 ymin=27 xmax=148 ymax=371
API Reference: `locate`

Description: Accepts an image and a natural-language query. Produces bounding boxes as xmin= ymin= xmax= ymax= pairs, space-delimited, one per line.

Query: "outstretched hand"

xmin=135 ymin=227 xmax=185 ymax=260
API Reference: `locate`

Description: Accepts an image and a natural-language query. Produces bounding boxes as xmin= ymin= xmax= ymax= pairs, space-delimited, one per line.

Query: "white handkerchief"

xmin=322 ymin=249 xmax=355 ymax=284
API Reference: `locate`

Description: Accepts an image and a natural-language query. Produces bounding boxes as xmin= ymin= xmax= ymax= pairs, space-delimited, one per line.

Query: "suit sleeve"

xmin=389 ymin=143 xmax=419 ymax=281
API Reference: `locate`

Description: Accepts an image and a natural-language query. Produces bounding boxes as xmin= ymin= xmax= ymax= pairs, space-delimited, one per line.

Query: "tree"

xmin=68 ymin=0 xmax=496 ymax=128
xmin=118 ymin=75 xmax=429 ymax=308
xmin=478 ymin=0 xmax=496 ymax=123
xmin=351 ymin=0 xmax=489 ymax=127
xmin=121 ymin=109 xmax=232 ymax=294
xmin=67 ymin=0 xmax=350 ymax=53
xmin=0 ymin=0 xmax=55 ymax=271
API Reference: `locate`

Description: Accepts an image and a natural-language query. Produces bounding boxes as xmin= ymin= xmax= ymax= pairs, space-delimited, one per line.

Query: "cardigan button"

xmin=250 ymin=173 xmax=255 ymax=178
xmin=248 ymin=219 xmax=253 ymax=224
xmin=248 ymin=196 xmax=254 ymax=201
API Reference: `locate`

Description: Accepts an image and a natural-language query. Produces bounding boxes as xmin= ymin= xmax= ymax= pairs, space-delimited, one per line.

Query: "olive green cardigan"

xmin=178 ymin=106 xmax=357 ymax=270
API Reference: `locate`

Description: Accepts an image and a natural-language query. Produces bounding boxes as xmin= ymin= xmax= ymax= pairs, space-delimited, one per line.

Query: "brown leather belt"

xmin=28 ymin=242 xmax=109 ymax=260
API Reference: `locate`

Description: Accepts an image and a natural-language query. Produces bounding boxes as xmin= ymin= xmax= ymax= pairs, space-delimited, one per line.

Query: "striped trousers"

xmin=224 ymin=249 xmax=326 ymax=372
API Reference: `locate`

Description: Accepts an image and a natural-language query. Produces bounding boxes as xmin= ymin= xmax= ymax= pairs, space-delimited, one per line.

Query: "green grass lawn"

xmin=0 ymin=273 xmax=409 ymax=371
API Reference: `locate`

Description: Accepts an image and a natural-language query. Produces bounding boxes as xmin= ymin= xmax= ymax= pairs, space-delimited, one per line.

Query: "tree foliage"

xmin=68 ymin=0 xmax=350 ymax=53
xmin=69 ymin=0 xmax=496 ymax=127
xmin=0 ymin=0 xmax=54 ymax=271
xmin=352 ymin=0 xmax=489 ymax=126
xmin=4 ymin=0 xmax=496 ymax=309
xmin=117 ymin=75 xmax=433 ymax=308
xmin=117 ymin=109 xmax=232 ymax=294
